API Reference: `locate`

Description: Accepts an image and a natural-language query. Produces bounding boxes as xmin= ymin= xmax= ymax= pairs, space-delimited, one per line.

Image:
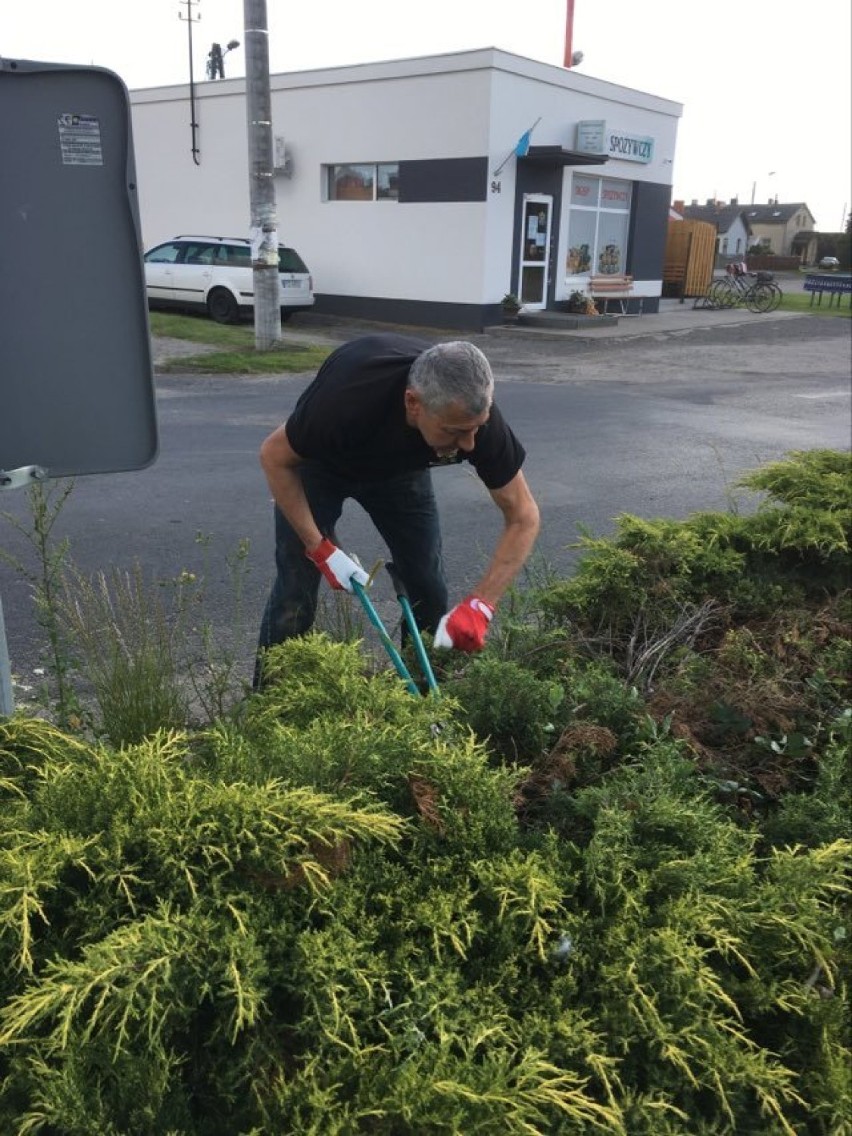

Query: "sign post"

xmin=0 ymin=467 xmax=47 ymax=715
xmin=0 ymin=598 xmax=13 ymax=717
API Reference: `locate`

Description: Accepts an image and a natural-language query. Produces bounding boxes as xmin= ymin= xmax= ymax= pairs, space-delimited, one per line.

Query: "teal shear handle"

xmin=350 ymin=565 xmax=440 ymax=698
xmin=351 ymin=579 xmax=420 ymax=697
xmin=385 ymin=562 xmax=440 ymax=697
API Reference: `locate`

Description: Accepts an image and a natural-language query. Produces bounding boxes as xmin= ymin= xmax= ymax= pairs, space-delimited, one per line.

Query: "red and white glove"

xmin=434 ymin=596 xmax=495 ymax=652
xmin=306 ymin=538 xmax=369 ymax=592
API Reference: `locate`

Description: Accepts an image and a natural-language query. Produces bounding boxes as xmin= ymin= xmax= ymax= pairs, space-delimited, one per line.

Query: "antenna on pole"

xmin=178 ymin=0 xmax=201 ymax=164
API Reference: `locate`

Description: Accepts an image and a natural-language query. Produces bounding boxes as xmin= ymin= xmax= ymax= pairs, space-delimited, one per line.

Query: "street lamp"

xmin=207 ymin=39 xmax=240 ymax=80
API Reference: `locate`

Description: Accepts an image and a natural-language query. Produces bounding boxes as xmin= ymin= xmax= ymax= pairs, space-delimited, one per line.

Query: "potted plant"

xmin=501 ymin=292 xmax=523 ymax=322
xmin=566 ymin=289 xmax=599 ymax=316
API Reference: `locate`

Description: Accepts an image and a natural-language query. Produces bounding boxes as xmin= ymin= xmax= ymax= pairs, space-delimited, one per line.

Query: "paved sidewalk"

xmin=486 ymin=297 xmax=807 ymax=342
xmin=289 ymin=292 xmax=811 ymax=347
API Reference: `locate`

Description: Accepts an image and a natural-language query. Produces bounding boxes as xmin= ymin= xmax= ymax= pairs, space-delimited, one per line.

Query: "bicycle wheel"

xmin=732 ymin=281 xmax=751 ymax=308
xmin=716 ymin=279 xmax=739 ymax=308
xmin=709 ymin=280 xmax=734 ymax=309
xmin=766 ymin=283 xmax=783 ymax=311
xmin=746 ymin=283 xmax=775 ymax=313
xmin=704 ymin=282 xmax=724 ymax=308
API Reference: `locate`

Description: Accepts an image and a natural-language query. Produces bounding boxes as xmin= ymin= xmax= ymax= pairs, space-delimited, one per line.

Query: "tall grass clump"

xmin=0 ymin=479 xmax=79 ymax=725
xmin=2 ymin=478 xmax=257 ymax=739
xmin=59 ymin=563 xmax=189 ymax=745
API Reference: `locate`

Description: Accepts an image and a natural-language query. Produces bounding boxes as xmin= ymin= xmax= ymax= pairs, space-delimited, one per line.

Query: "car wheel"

xmin=280 ymin=309 xmax=293 ymax=324
xmin=207 ymin=288 xmax=240 ymax=324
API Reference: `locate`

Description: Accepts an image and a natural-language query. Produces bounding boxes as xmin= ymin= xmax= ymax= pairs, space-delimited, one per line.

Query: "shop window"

xmin=327 ymin=163 xmax=399 ymax=201
xmin=565 ymin=175 xmax=631 ymax=277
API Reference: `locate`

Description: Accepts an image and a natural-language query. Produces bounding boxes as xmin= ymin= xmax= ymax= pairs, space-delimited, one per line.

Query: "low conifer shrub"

xmin=0 ymin=449 xmax=849 ymax=1132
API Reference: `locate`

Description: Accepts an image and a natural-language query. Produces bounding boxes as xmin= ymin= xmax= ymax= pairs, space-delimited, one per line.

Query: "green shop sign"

xmin=576 ymin=120 xmax=654 ymax=164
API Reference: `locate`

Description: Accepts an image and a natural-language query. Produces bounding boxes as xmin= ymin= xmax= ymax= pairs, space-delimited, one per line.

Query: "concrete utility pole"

xmin=243 ymin=0 xmax=281 ymax=348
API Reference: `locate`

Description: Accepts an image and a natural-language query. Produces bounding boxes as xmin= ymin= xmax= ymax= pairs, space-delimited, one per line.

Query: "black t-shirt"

xmin=285 ymin=334 xmax=525 ymax=490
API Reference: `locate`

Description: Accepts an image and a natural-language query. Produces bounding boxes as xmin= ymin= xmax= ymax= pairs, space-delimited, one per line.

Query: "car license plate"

xmin=281 ymin=279 xmax=299 ymax=289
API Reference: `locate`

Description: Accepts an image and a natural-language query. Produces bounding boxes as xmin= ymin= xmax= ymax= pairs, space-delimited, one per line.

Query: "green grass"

xmin=149 ymin=311 xmax=331 ymax=373
xmin=160 ymin=347 xmax=331 ymax=374
xmin=778 ymin=290 xmax=851 ymax=318
xmin=150 ymin=311 xmax=265 ymax=346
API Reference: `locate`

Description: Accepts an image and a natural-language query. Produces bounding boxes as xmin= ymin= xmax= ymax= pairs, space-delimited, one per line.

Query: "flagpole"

xmin=492 ymin=116 xmax=542 ymax=177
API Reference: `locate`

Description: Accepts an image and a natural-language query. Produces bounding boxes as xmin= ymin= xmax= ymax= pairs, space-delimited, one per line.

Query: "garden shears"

xmin=351 ymin=561 xmax=440 ymax=698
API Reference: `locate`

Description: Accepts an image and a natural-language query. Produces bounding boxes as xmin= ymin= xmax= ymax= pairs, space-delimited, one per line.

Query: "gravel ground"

xmin=150 ymin=336 xmax=220 ymax=365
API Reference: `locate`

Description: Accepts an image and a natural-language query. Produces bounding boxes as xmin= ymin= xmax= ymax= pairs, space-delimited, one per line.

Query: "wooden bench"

xmin=588 ymin=274 xmax=637 ymax=315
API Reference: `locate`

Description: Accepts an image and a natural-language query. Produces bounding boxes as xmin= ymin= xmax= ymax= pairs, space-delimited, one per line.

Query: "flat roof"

xmin=131 ymin=46 xmax=683 ymax=119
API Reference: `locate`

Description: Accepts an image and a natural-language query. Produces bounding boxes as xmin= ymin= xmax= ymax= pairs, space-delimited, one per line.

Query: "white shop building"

xmin=130 ymin=47 xmax=682 ymax=330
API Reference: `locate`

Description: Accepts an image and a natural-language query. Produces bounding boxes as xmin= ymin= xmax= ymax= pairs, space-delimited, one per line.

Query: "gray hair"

xmin=407 ymin=341 xmax=494 ymax=415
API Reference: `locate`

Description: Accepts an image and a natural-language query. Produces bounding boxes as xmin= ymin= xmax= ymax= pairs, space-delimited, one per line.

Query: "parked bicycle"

xmin=695 ymin=262 xmax=783 ymax=313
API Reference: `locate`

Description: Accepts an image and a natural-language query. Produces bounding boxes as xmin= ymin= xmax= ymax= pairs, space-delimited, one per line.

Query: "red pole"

xmin=563 ymin=0 xmax=576 ymax=67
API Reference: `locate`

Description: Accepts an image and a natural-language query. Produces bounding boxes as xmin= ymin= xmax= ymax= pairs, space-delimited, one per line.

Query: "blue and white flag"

xmin=514 ymin=129 xmax=533 ymax=158
xmin=493 ymin=117 xmax=542 ymax=176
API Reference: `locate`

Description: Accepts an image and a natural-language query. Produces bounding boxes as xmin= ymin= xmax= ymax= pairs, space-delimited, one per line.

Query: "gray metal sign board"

xmin=0 ymin=59 xmax=157 ymax=477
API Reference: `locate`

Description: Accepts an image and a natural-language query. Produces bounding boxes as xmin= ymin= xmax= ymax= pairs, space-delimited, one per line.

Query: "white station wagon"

xmin=144 ymin=234 xmax=314 ymax=324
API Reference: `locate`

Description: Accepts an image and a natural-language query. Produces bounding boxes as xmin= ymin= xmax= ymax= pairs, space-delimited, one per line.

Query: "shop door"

xmin=517 ymin=195 xmax=552 ymax=308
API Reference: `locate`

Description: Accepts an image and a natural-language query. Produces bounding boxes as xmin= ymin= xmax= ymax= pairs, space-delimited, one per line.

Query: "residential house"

xmin=743 ymin=202 xmax=817 ymax=263
xmin=674 ymin=199 xmax=751 ymax=261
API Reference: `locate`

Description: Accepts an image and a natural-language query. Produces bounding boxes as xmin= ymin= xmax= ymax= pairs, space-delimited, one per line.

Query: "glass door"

xmin=517 ymin=194 xmax=552 ymax=307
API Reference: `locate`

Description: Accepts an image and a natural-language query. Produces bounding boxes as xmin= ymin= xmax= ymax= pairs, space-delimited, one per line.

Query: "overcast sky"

xmin=4 ymin=0 xmax=850 ymax=231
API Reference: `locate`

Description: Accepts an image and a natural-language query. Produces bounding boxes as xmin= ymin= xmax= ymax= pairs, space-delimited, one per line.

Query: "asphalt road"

xmin=2 ymin=311 xmax=850 ymax=696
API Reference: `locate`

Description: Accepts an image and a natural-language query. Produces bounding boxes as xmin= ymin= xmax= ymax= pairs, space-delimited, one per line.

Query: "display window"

xmin=565 ymin=176 xmax=632 ymax=277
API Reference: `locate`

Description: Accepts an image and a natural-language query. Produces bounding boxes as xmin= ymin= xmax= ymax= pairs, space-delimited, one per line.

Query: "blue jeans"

xmin=255 ymin=463 xmax=447 ymax=685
